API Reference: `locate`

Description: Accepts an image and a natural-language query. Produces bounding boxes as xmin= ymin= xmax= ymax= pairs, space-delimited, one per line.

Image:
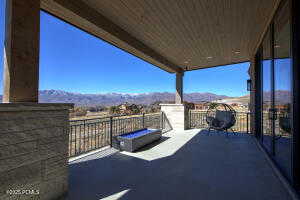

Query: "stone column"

xmin=175 ymin=72 xmax=184 ymax=104
xmin=160 ymin=104 xmax=188 ymax=130
xmin=0 ymin=103 xmax=73 ymax=200
xmin=3 ymin=0 xmax=40 ymax=103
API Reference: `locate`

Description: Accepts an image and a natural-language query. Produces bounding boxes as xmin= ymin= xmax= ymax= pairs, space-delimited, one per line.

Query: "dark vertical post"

xmin=110 ymin=116 xmax=113 ymax=147
xmin=161 ymin=112 xmax=164 ymax=130
xmin=142 ymin=113 xmax=145 ymax=128
xmin=247 ymin=112 xmax=249 ymax=134
xmin=254 ymin=52 xmax=262 ymax=139
xmin=83 ymin=120 xmax=86 ymax=151
xmin=189 ymin=110 xmax=192 ymax=129
xmin=291 ymin=0 xmax=300 ymax=189
xmin=175 ymin=72 xmax=184 ymax=104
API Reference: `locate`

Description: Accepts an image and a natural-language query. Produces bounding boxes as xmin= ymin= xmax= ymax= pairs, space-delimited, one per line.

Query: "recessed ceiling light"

xmin=206 ymin=56 xmax=213 ymax=59
xmin=184 ymin=61 xmax=189 ymax=64
xmin=234 ymin=51 xmax=241 ymax=54
xmin=274 ymin=45 xmax=280 ymax=48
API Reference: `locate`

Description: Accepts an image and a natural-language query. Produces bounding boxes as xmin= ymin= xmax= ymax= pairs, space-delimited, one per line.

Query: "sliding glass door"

xmin=261 ymin=29 xmax=272 ymax=154
xmin=273 ymin=1 xmax=292 ymax=180
xmin=260 ymin=0 xmax=292 ymax=181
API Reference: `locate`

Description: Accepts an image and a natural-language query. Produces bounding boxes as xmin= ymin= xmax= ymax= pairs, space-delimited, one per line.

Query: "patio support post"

xmin=3 ymin=0 xmax=40 ymax=103
xmin=1 ymin=2 xmax=74 ymax=200
xmin=160 ymin=71 xmax=188 ymax=130
xmin=248 ymin=55 xmax=261 ymax=137
xmin=175 ymin=72 xmax=184 ymax=104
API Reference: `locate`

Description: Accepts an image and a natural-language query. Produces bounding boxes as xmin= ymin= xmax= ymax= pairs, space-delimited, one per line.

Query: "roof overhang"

xmin=41 ymin=0 xmax=281 ymax=73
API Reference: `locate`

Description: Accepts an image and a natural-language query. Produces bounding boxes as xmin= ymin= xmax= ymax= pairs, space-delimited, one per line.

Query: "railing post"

xmin=247 ymin=112 xmax=249 ymax=134
xmin=110 ymin=116 xmax=113 ymax=147
xmin=83 ymin=120 xmax=86 ymax=151
xmin=189 ymin=110 xmax=191 ymax=129
xmin=142 ymin=113 xmax=145 ymax=128
xmin=160 ymin=112 xmax=163 ymax=130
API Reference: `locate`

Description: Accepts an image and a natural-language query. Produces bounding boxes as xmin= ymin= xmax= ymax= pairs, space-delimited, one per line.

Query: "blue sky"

xmin=0 ymin=1 xmax=250 ymax=97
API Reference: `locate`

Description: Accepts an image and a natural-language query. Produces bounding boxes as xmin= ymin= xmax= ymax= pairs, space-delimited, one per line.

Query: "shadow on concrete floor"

xmin=68 ymin=129 xmax=292 ymax=200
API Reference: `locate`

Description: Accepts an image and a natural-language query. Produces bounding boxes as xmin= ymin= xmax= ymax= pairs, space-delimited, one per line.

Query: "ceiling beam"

xmin=44 ymin=0 xmax=182 ymax=73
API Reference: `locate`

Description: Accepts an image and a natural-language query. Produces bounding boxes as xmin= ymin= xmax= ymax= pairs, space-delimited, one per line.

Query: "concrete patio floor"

xmin=68 ymin=129 xmax=293 ymax=200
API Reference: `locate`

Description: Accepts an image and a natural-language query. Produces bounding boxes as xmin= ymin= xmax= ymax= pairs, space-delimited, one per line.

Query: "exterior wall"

xmin=160 ymin=104 xmax=188 ymax=130
xmin=0 ymin=103 xmax=73 ymax=200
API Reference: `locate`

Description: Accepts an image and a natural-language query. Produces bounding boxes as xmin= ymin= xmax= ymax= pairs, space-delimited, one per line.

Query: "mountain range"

xmin=0 ymin=90 xmax=232 ymax=106
xmin=0 ymin=90 xmax=292 ymax=106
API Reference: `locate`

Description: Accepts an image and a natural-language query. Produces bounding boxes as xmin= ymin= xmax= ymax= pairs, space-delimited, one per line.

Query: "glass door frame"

xmin=291 ymin=0 xmax=300 ymax=190
xmin=255 ymin=0 xmax=300 ymax=188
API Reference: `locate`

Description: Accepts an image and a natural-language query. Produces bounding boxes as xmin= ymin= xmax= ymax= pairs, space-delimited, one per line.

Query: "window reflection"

xmin=273 ymin=0 xmax=292 ymax=180
xmin=261 ymin=29 xmax=272 ymax=154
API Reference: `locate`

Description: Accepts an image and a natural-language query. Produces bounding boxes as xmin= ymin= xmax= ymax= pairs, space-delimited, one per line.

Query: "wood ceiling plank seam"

xmin=118 ymin=1 xmax=160 ymax=51
xmin=129 ymin=0 xmax=164 ymax=47
xmin=197 ymin=0 xmax=216 ymax=62
xmin=243 ymin=1 xmax=257 ymax=58
xmin=132 ymin=0 xmax=172 ymax=63
xmin=143 ymin=0 xmax=182 ymax=65
xmin=245 ymin=1 xmax=264 ymax=58
xmin=251 ymin=0 xmax=281 ymax=57
xmin=184 ymin=0 xmax=206 ymax=66
xmin=188 ymin=0 xmax=206 ymax=67
xmin=212 ymin=0 xmax=224 ymax=64
xmin=236 ymin=0 xmax=250 ymax=64
xmin=153 ymin=0 xmax=183 ymax=61
xmin=132 ymin=0 xmax=171 ymax=53
xmin=226 ymin=0 xmax=234 ymax=64
xmin=174 ymin=0 xmax=198 ymax=66
xmin=116 ymin=1 xmax=157 ymax=45
xmin=216 ymin=0 xmax=227 ymax=63
xmin=189 ymin=0 xmax=213 ymax=69
xmin=192 ymin=0 xmax=211 ymax=67
xmin=153 ymin=0 xmax=190 ymax=66
xmin=230 ymin=0 xmax=239 ymax=61
xmin=218 ymin=0 xmax=226 ymax=63
xmin=164 ymin=0 xmax=192 ymax=65
xmin=248 ymin=0 xmax=269 ymax=54
xmin=205 ymin=0 xmax=221 ymax=61
xmin=219 ymin=0 xmax=228 ymax=63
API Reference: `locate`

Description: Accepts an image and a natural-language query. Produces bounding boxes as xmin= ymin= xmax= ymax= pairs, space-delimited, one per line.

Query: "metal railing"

xmin=189 ymin=110 xmax=251 ymax=134
xmin=69 ymin=112 xmax=171 ymax=157
xmin=69 ymin=110 xmax=251 ymax=157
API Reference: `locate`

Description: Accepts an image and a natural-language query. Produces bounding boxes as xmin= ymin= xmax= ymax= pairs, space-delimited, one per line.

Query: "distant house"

xmin=118 ymin=102 xmax=142 ymax=114
xmin=194 ymin=103 xmax=210 ymax=111
xmin=184 ymin=102 xmax=195 ymax=110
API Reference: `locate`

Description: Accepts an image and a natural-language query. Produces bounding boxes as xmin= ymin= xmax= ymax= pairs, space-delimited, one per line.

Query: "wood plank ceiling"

xmin=41 ymin=0 xmax=281 ymax=73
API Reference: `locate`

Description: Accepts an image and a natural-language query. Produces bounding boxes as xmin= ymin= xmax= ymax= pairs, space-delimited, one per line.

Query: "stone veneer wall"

xmin=160 ymin=104 xmax=189 ymax=130
xmin=0 ymin=103 xmax=73 ymax=200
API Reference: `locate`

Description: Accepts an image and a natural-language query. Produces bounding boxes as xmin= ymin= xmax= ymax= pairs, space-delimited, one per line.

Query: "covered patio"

xmin=68 ymin=129 xmax=292 ymax=200
xmin=2 ymin=0 xmax=300 ymax=199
